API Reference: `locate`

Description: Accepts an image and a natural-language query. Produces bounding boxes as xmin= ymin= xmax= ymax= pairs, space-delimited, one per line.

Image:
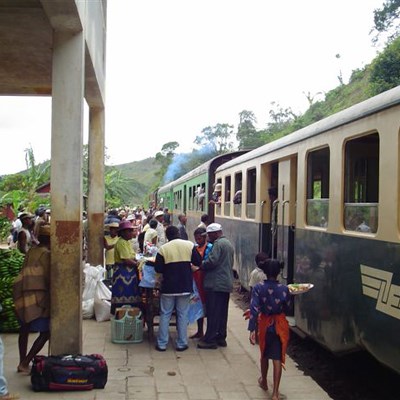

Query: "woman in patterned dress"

xmin=111 ymin=220 xmax=141 ymax=314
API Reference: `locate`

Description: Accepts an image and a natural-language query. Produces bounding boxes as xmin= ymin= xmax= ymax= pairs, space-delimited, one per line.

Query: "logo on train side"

xmin=360 ymin=265 xmax=400 ymax=320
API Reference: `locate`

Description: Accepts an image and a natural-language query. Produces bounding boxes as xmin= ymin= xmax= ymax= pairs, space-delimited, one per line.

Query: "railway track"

xmin=231 ymin=282 xmax=400 ymax=400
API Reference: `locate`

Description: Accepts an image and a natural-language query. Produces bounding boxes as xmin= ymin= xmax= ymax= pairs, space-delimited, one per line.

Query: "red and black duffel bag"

xmin=31 ymin=354 xmax=108 ymax=391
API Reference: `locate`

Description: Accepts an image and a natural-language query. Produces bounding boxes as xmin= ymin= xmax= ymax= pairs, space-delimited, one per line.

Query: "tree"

xmin=373 ymin=0 xmax=400 ymax=43
xmin=368 ymin=35 xmax=400 ymax=95
xmin=262 ymin=102 xmax=298 ymax=140
xmin=154 ymin=141 xmax=180 ymax=183
xmin=82 ymin=144 xmax=136 ymax=208
xmin=236 ymin=110 xmax=264 ymax=150
xmin=194 ymin=123 xmax=235 ymax=154
xmin=0 ymin=146 xmax=50 ymax=214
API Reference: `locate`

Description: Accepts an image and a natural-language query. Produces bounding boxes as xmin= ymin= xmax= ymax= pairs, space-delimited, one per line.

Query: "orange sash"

xmin=258 ymin=313 xmax=289 ymax=368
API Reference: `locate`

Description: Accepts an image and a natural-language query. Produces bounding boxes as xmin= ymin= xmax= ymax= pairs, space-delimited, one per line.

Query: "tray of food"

xmin=288 ymin=283 xmax=314 ymax=294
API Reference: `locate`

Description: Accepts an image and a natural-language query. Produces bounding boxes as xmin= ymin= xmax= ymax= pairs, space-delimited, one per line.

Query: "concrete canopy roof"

xmin=0 ymin=0 xmax=105 ymax=107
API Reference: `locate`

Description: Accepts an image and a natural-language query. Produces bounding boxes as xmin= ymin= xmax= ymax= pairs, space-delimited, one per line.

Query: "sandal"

xmin=258 ymin=377 xmax=268 ymax=391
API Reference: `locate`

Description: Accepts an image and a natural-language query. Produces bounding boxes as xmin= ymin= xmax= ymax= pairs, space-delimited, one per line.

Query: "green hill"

xmin=111 ymin=157 xmax=161 ymax=206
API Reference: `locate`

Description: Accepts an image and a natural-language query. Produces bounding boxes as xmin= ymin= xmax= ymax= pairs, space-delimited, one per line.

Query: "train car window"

xmin=234 ymin=172 xmax=242 ymax=217
xmin=246 ymin=168 xmax=257 ymax=219
xmin=188 ymin=186 xmax=193 ymax=211
xmin=344 ymin=133 xmax=379 ymax=233
xmin=306 ymin=147 xmax=330 ymax=227
xmin=224 ymin=176 xmax=231 ymax=216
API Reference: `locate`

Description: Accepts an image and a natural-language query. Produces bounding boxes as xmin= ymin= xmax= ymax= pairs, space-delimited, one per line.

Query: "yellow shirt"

xmin=105 ymin=235 xmax=119 ymax=265
xmin=114 ymin=237 xmax=136 ymax=264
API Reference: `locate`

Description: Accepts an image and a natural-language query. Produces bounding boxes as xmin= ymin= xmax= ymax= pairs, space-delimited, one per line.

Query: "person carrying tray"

xmin=247 ymin=259 xmax=291 ymax=400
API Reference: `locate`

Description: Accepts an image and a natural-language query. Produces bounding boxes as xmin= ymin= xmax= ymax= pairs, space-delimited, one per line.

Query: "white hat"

xmin=154 ymin=210 xmax=164 ymax=218
xmin=127 ymin=214 xmax=136 ymax=221
xmin=206 ymin=223 xmax=222 ymax=233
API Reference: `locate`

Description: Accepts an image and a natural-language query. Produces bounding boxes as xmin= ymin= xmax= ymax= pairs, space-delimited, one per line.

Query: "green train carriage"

xmin=157 ymin=151 xmax=247 ymax=240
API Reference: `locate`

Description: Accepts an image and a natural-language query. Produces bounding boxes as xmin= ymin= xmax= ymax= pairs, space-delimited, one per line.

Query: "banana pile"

xmin=0 ymin=249 xmax=24 ymax=332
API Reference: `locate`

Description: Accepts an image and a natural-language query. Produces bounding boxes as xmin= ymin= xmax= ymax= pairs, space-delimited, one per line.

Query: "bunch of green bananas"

xmin=0 ymin=276 xmax=14 ymax=301
xmin=0 ymin=249 xmax=24 ymax=332
xmin=0 ymin=297 xmax=20 ymax=333
xmin=0 ymin=249 xmax=24 ymax=277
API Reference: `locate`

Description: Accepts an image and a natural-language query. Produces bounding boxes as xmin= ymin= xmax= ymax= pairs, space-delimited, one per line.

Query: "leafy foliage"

xmin=154 ymin=142 xmax=179 ymax=184
xmin=368 ymin=35 xmax=400 ymax=95
xmin=236 ymin=110 xmax=264 ymax=150
xmin=0 ymin=146 xmax=50 ymax=214
xmin=373 ymin=0 xmax=400 ymax=43
xmin=194 ymin=123 xmax=235 ymax=154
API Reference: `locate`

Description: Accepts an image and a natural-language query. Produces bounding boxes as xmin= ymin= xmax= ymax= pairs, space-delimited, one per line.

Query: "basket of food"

xmin=111 ymin=307 xmax=143 ymax=344
xmin=288 ymin=283 xmax=314 ymax=295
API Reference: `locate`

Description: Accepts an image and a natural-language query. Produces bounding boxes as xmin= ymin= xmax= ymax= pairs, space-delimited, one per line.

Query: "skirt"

xmin=263 ymin=330 xmax=282 ymax=360
xmin=111 ymin=265 xmax=141 ymax=314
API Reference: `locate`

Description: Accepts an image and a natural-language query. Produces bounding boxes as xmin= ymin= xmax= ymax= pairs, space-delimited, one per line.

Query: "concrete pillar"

xmin=50 ymin=30 xmax=85 ymax=355
xmin=87 ymin=107 xmax=105 ymax=266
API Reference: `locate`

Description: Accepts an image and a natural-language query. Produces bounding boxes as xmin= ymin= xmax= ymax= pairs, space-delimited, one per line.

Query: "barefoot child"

xmin=248 ymin=259 xmax=291 ymax=400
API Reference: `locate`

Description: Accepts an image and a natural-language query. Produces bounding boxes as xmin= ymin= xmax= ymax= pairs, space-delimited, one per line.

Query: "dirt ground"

xmin=230 ymin=282 xmax=400 ymax=400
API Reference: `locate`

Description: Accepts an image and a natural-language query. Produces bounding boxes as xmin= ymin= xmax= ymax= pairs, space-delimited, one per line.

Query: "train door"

xmin=275 ymin=156 xmax=297 ymax=285
xmin=260 ymin=162 xmax=278 ymax=256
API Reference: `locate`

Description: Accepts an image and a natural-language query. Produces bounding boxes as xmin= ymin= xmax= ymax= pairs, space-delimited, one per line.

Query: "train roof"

xmin=158 ymin=151 xmax=247 ymax=191
xmin=216 ymin=85 xmax=400 ymax=172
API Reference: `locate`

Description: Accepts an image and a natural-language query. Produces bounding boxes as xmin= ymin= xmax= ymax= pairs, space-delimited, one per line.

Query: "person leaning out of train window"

xmin=197 ymin=187 xmax=206 ymax=209
xmin=209 ymin=183 xmax=222 ymax=205
xmin=233 ymin=190 xmax=242 ymax=204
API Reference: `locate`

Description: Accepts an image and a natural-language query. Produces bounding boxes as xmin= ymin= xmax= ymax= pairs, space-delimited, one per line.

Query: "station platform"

xmin=2 ymin=300 xmax=332 ymax=399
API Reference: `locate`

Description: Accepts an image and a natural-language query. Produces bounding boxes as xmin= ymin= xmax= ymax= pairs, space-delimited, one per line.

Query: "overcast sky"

xmin=0 ymin=0 xmax=386 ymax=175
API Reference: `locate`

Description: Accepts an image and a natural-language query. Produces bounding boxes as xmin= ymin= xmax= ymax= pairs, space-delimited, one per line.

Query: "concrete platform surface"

xmin=2 ymin=300 xmax=332 ymax=399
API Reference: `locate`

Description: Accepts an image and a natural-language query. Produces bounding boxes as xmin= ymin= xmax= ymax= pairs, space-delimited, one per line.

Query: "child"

xmin=104 ymin=222 xmax=119 ymax=279
xmin=248 ymin=259 xmax=291 ymax=400
xmin=246 ymin=252 xmax=269 ymax=344
xmin=249 ymin=252 xmax=268 ymax=293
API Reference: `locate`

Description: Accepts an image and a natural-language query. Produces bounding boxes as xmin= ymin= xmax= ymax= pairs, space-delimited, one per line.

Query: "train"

xmin=154 ymin=85 xmax=400 ymax=375
xmin=156 ymin=150 xmax=247 ymax=235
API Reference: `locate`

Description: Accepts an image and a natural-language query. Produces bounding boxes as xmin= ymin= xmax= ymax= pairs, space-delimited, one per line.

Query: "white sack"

xmin=94 ymin=281 xmax=112 ymax=322
xmin=83 ymin=265 xmax=106 ymax=301
xmin=82 ymin=298 xmax=94 ymax=319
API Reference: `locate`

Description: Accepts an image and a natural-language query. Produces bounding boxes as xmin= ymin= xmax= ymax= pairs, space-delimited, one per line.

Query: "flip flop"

xmin=258 ymin=377 xmax=268 ymax=391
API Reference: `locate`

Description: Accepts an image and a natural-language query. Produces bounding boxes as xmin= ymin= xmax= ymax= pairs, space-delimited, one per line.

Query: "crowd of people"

xmin=1 ymin=201 xmax=292 ymax=400
xmin=103 ymin=204 xmax=292 ymax=399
